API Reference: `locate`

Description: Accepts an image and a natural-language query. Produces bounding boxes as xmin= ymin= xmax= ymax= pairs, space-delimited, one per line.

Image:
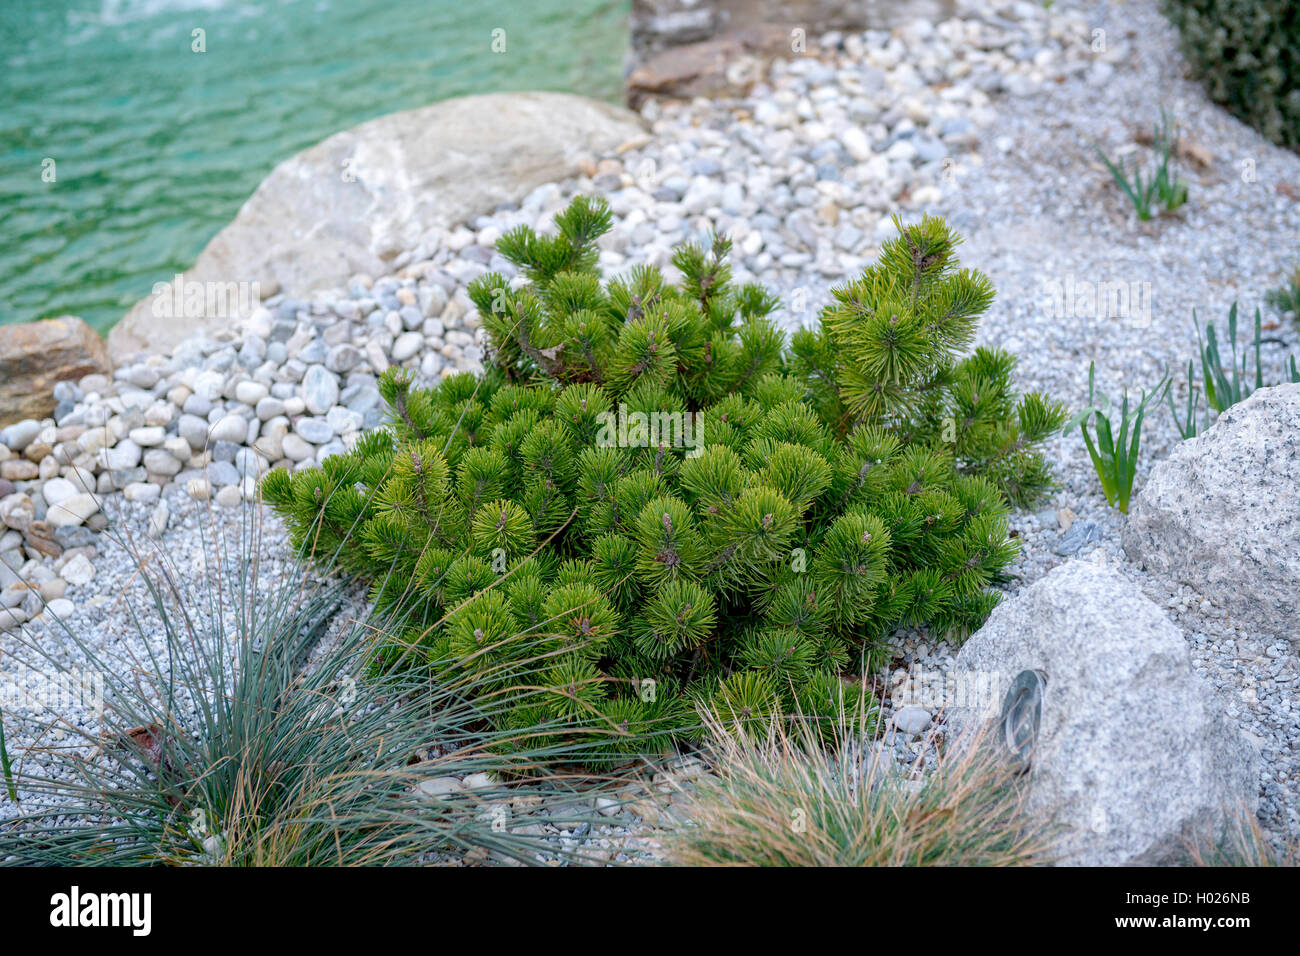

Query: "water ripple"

xmin=0 ymin=0 xmax=627 ymax=332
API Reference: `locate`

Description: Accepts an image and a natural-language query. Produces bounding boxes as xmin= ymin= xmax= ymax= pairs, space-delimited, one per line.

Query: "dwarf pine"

xmin=261 ymin=196 xmax=1064 ymax=765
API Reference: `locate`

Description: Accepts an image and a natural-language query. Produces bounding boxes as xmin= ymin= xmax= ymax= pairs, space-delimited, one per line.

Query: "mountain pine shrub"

xmin=261 ymin=196 xmax=1064 ymax=765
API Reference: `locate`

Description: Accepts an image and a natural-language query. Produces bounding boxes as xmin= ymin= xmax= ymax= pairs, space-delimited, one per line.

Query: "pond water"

xmin=0 ymin=0 xmax=628 ymax=333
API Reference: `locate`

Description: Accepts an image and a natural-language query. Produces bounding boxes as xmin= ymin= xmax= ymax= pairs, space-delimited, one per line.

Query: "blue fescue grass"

xmin=0 ymin=499 xmax=630 ymax=866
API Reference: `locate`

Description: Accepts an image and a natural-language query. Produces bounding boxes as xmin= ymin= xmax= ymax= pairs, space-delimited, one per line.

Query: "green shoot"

xmin=1198 ymin=302 xmax=1263 ymax=414
xmin=1098 ymin=149 xmax=1154 ymax=221
xmin=1151 ymin=109 xmax=1189 ymax=212
xmin=1266 ymin=264 xmax=1300 ymax=318
xmin=1166 ymin=359 xmax=1203 ymax=440
xmin=0 ymin=705 xmax=16 ymax=805
xmin=1097 ymin=109 xmax=1188 ymax=221
xmin=1065 ymin=361 xmax=1169 ymax=514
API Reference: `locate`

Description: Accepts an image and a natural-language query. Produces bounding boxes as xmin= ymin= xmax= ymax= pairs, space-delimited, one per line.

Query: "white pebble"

xmin=214 ymin=485 xmax=243 ymax=509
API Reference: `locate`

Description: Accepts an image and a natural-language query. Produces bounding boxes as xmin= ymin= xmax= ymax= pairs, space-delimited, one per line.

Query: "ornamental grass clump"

xmin=262 ymin=196 xmax=1063 ymax=764
xmin=665 ymin=708 xmax=1058 ymax=867
xmin=0 ymin=511 xmax=608 ymax=866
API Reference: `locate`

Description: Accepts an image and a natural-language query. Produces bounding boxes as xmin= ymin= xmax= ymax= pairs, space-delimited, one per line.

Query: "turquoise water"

xmin=0 ymin=0 xmax=628 ymax=333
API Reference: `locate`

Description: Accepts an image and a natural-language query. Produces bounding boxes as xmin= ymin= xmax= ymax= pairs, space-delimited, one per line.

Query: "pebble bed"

xmin=2 ymin=0 xmax=1297 ymax=857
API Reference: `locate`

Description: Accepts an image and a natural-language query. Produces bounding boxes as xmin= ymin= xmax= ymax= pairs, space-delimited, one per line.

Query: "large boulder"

xmin=0 ymin=317 xmax=110 ymax=428
xmin=109 ymin=92 xmax=649 ymax=361
xmin=950 ymin=560 xmax=1257 ymax=866
xmin=1122 ymin=383 xmax=1299 ymax=643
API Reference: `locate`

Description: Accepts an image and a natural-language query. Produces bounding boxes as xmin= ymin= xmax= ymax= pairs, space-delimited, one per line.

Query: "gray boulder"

xmin=1123 ymin=383 xmax=1300 ymax=644
xmin=950 ymin=560 xmax=1257 ymax=866
xmin=109 ymin=92 xmax=649 ymax=361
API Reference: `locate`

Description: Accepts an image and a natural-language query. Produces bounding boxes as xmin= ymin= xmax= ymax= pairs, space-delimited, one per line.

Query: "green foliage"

xmin=0 ymin=705 xmax=16 ymax=805
xmin=1096 ymin=110 xmax=1188 ymax=221
xmin=264 ymin=197 xmax=1061 ymax=765
xmin=1266 ymin=264 xmax=1300 ymax=319
xmin=789 ymin=214 xmax=1065 ymax=506
xmin=1167 ymin=302 xmax=1300 ymax=438
xmin=1162 ymin=0 xmax=1300 ymax=150
xmin=1166 ymin=359 xmax=1203 ymax=441
xmin=1065 ymin=362 xmax=1169 ymax=514
xmin=1198 ymin=303 xmax=1263 ymax=414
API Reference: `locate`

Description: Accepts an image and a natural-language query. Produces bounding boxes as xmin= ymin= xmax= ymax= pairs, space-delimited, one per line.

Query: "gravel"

xmin=2 ymin=0 xmax=1295 ymax=857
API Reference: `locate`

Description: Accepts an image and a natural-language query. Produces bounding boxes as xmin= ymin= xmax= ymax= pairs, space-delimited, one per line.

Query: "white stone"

xmin=208 ymin=414 xmax=248 ymax=444
xmin=123 ymin=482 xmax=162 ymax=504
xmin=61 ymin=553 xmax=95 ymax=587
xmin=840 ymin=126 xmax=874 ymax=161
xmin=44 ymin=597 xmax=75 ymax=619
xmin=128 ymin=426 xmax=165 ymax=447
xmin=301 ymin=364 xmax=339 ymax=415
xmin=46 ymin=493 xmax=100 ymax=528
xmin=215 ymin=485 xmax=243 ymax=509
xmin=391 ymin=332 xmax=424 ymax=362
xmin=255 ymin=396 xmax=286 ymax=421
xmin=414 ymin=776 xmax=465 ymax=800
xmin=148 ymin=500 xmax=169 ymax=539
xmin=235 ymin=381 xmax=270 ymax=405
xmin=41 ymin=477 xmax=79 ymax=507
xmin=893 ymin=705 xmax=931 ymax=736
xmin=97 ymin=439 xmax=142 ymax=471
xmin=281 ymin=434 xmax=315 ymax=462
xmin=143 ymin=449 xmax=182 ymax=476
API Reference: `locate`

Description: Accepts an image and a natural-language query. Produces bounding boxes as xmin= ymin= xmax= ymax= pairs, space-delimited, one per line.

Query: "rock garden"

xmin=0 ymin=0 xmax=1297 ymax=868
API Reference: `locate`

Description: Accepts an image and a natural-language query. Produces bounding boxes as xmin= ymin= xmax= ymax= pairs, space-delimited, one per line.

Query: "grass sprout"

xmin=1064 ymin=361 xmax=1168 ymax=514
xmin=1098 ymin=109 xmax=1188 ymax=221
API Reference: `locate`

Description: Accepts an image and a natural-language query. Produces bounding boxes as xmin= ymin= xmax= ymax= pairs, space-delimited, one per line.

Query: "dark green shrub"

xmin=261 ymin=197 xmax=1064 ymax=765
xmin=1162 ymin=0 xmax=1300 ymax=149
